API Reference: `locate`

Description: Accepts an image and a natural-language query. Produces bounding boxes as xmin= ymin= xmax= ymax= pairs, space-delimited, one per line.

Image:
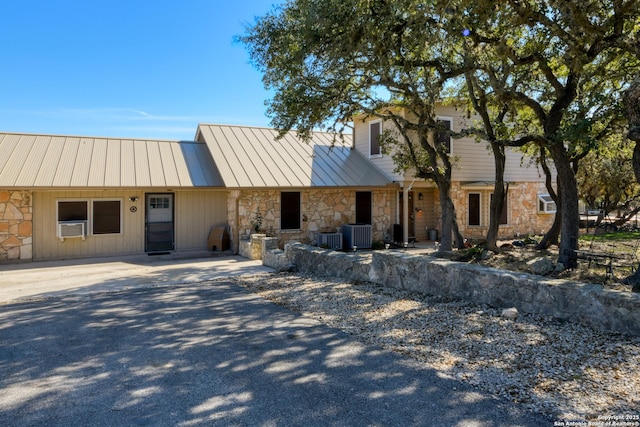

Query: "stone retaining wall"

xmin=277 ymin=243 xmax=640 ymax=337
xmin=0 ymin=190 xmax=33 ymax=262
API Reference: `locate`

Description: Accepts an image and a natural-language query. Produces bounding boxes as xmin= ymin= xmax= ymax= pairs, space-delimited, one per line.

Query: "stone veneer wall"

xmin=0 ymin=190 xmax=33 ymax=262
xmin=444 ymin=181 xmax=555 ymax=240
xmin=231 ymin=188 xmax=395 ymax=250
xmin=276 ymin=243 xmax=640 ymax=337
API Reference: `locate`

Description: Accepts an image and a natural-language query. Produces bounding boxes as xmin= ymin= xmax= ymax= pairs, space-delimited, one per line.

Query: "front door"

xmin=399 ymin=191 xmax=415 ymax=238
xmin=145 ymin=193 xmax=174 ymax=252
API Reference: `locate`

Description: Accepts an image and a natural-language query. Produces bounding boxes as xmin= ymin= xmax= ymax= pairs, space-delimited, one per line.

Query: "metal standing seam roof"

xmin=196 ymin=124 xmax=392 ymax=188
xmin=0 ymin=132 xmax=224 ymax=188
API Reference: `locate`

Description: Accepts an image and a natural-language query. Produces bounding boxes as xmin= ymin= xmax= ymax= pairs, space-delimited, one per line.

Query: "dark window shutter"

xmin=468 ymin=193 xmax=480 ymax=226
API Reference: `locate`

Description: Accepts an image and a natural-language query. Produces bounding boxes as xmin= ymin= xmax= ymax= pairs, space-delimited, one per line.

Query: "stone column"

xmin=0 ymin=190 xmax=33 ymax=262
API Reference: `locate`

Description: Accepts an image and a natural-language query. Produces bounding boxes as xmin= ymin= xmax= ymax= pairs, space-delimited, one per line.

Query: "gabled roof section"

xmin=0 ymin=132 xmax=224 ymax=188
xmin=196 ymin=124 xmax=391 ymax=188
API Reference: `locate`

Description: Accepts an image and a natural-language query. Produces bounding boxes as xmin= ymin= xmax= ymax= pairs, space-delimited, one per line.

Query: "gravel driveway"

xmin=0 ymin=280 xmax=550 ymax=426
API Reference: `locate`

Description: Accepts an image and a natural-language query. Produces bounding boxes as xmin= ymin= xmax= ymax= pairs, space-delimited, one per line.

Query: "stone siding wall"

xmin=279 ymin=243 xmax=640 ymax=337
xmin=447 ymin=181 xmax=555 ymax=241
xmin=233 ymin=188 xmax=395 ymax=249
xmin=0 ymin=190 xmax=33 ymax=262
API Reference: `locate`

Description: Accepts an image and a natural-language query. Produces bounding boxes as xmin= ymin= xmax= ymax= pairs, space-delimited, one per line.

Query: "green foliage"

xmin=577 ymin=134 xmax=640 ymax=217
xmin=581 ymin=231 xmax=640 ymax=243
xmin=240 ymin=0 xmax=640 ymax=260
xmin=371 ymin=240 xmax=386 ymax=250
xmin=250 ymin=209 xmax=264 ymax=233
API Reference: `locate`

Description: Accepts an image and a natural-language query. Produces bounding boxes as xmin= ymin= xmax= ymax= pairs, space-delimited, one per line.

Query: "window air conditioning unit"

xmin=58 ymin=221 xmax=86 ymax=241
xmin=538 ymin=194 xmax=557 ymax=213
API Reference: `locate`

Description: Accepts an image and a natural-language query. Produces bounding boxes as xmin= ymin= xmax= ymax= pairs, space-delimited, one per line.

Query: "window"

xmin=538 ymin=194 xmax=557 ymax=213
xmin=281 ymin=191 xmax=301 ymax=230
xmin=355 ymin=191 xmax=372 ymax=225
xmin=57 ymin=199 xmax=121 ymax=236
xmin=93 ymin=200 xmax=121 ymax=234
xmin=491 ymin=192 xmax=509 ymax=225
xmin=468 ymin=193 xmax=481 ymax=226
xmin=435 ymin=118 xmax=452 ymax=154
xmin=58 ymin=201 xmax=88 ymax=222
xmin=369 ymin=120 xmax=381 ymax=157
xmin=149 ymin=197 xmax=170 ymax=209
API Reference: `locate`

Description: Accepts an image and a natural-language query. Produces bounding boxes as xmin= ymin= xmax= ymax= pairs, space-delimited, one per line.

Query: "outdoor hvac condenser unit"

xmin=57 ymin=221 xmax=86 ymax=241
xmin=341 ymin=224 xmax=372 ymax=249
xmin=316 ymin=232 xmax=342 ymax=250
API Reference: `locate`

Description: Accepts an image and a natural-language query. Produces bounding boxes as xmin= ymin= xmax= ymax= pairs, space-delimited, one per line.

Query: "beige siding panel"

xmin=104 ymin=139 xmax=122 ymax=187
xmin=352 ymin=118 xmax=406 ymax=181
xmin=134 ymin=142 xmax=152 ymax=187
xmin=120 ymin=140 xmax=136 ymax=186
xmin=452 ymin=140 xmax=496 ymax=181
xmin=33 ymin=189 xmax=227 ymax=260
xmin=174 ymin=190 xmax=228 ymax=250
xmin=34 ymin=137 xmax=65 ymax=186
xmin=33 ymin=190 xmax=146 ymax=260
xmin=70 ymin=138 xmax=94 ymax=186
xmin=504 ymin=148 xmax=546 ymax=181
xmin=87 ymin=137 xmax=108 ymax=186
xmin=52 ymin=137 xmax=80 ymax=186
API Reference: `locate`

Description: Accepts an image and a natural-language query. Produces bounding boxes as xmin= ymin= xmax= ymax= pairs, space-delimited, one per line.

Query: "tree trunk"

xmin=437 ymin=183 xmax=455 ymax=251
xmin=550 ymin=145 xmax=580 ymax=268
xmin=486 ymin=143 xmax=507 ymax=251
xmin=451 ymin=202 xmax=466 ymax=249
xmin=622 ymin=76 xmax=640 ymax=289
xmin=536 ymin=210 xmax=561 ymax=249
xmin=623 ymin=76 xmax=640 ymax=181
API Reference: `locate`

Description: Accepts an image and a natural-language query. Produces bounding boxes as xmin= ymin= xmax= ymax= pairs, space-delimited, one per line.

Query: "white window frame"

xmin=538 ymin=194 xmax=557 ymax=214
xmin=435 ymin=116 xmax=453 ymax=155
xmin=369 ymin=119 xmax=382 ymax=158
xmin=56 ymin=198 xmax=123 ymax=238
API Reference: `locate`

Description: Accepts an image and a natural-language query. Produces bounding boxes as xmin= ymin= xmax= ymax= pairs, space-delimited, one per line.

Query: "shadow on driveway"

xmin=0 ymin=282 xmax=551 ymax=426
xmin=0 ymin=254 xmax=271 ymax=303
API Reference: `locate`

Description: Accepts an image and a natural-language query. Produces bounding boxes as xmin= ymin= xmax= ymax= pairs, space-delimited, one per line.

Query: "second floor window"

xmin=369 ymin=120 xmax=381 ymax=157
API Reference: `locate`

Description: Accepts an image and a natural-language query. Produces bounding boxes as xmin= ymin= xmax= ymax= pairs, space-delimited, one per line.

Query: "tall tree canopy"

xmin=242 ymin=0 xmax=640 ymax=263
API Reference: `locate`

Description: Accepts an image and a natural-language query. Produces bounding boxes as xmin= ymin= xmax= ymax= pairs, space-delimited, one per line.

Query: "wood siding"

xmin=353 ymin=118 xmax=403 ymax=181
xmin=353 ymin=107 xmax=547 ymax=183
xmin=174 ymin=191 xmax=228 ymax=250
xmin=33 ymin=189 xmax=228 ymax=260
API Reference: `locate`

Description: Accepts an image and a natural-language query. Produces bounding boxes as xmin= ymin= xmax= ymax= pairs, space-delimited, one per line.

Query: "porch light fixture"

xmin=129 ymin=196 xmax=138 ymax=202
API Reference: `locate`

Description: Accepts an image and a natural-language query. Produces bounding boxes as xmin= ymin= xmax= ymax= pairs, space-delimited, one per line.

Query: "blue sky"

xmin=0 ymin=1 xmax=282 ymax=140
